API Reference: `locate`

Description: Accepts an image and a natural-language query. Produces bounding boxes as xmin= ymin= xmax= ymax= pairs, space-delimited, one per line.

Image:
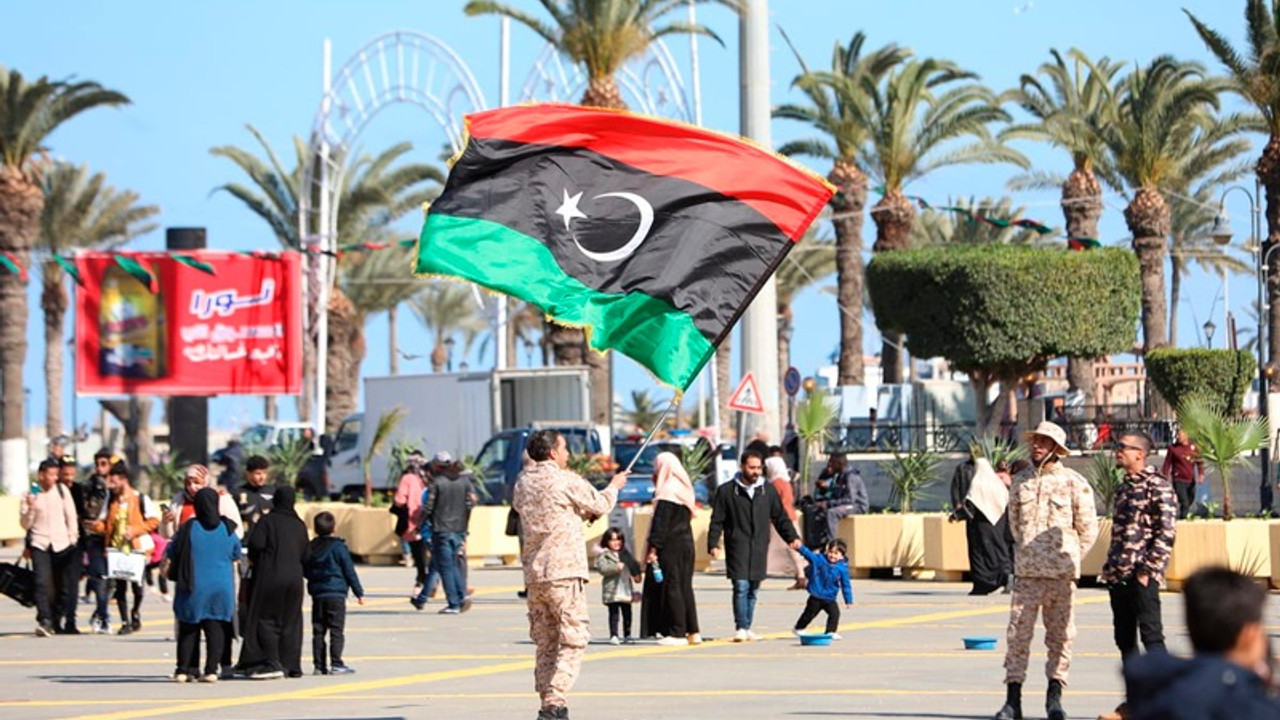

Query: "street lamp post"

xmin=1204 ymin=319 xmax=1217 ymax=348
xmin=1211 ymin=181 xmax=1273 ymax=512
xmin=444 ymin=337 xmax=456 ymax=373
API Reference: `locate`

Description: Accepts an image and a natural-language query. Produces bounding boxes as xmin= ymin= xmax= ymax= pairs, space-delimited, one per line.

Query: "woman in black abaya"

xmin=640 ymin=453 xmax=701 ymax=645
xmin=236 ymin=486 xmax=310 ymax=679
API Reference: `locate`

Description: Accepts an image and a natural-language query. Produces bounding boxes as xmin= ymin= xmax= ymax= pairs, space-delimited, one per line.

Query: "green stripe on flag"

xmin=174 ymin=254 xmax=216 ymax=275
xmin=418 ymin=214 xmax=715 ymax=391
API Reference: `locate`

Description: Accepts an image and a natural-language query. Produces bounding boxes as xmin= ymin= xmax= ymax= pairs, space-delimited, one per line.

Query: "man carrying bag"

xmin=21 ymin=458 xmax=80 ymax=636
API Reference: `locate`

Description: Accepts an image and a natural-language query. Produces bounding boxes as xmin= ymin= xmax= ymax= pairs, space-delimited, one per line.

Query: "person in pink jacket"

xmin=21 ymin=459 xmax=80 ymax=637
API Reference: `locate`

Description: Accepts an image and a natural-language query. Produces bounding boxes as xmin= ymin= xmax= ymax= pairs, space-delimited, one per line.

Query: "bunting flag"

xmin=418 ymin=104 xmax=833 ymax=391
xmin=1067 ymin=237 xmax=1102 ymax=251
xmin=112 ymin=253 xmax=158 ymax=293
xmin=173 ymin=253 xmax=217 ymax=275
xmin=867 ymin=188 xmax=1106 ymax=245
xmin=0 ymin=252 xmax=26 ymax=281
xmin=53 ymin=254 xmax=84 ymax=286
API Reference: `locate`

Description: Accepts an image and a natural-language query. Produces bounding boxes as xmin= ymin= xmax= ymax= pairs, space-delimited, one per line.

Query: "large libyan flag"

xmin=417 ymin=104 xmax=834 ymax=391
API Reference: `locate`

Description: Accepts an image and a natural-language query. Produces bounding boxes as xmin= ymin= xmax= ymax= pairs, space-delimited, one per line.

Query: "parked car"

xmin=472 ymin=424 xmax=606 ymax=504
xmin=611 ymin=440 xmax=719 ymax=506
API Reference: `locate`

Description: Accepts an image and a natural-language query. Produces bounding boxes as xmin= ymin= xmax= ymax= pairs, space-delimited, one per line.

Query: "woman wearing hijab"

xmin=765 ymin=457 xmax=808 ymax=590
xmin=167 ymin=488 xmax=241 ymax=683
xmin=236 ymin=486 xmax=310 ymax=680
xmin=960 ymin=457 xmax=1012 ymax=596
xmin=640 ymin=452 xmax=701 ymax=646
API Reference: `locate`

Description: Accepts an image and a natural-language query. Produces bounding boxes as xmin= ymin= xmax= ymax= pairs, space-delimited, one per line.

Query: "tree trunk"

xmin=1168 ymin=254 xmax=1183 ymax=348
xmin=1258 ymin=135 xmax=1280 ymax=373
xmin=324 ymin=286 xmax=364 ymax=434
xmin=263 ymin=396 xmax=277 ymax=422
xmin=1125 ymin=187 xmax=1172 ymax=353
xmin=970 ymin=371 xmax=1011 ymax=438
xmin=829 ymin=160 xmax=866 ymax=387
xmin=580 ymin=76 xmax=627 ymax=111
xmin=0 ymin=168 xmax=42 ymax=447
xmin=871 ymin=191 xmax=915 ymax=384
xmin=42 ymin=262 xmax=68 ymax=441
xmin=716 ymin=333 xmax=733 ymax=441
xmin=100 ymin=396 xmax=154 ymax=485
xmin=431 ymin=341 xmax=446 ymax=373
xmin=777 ymin=304 xmax=792 ymax=416
xmin=1062 ymin=166 xmax=1104 ymax=407
xmin=388 ymin=304 xmax=399 ymax=376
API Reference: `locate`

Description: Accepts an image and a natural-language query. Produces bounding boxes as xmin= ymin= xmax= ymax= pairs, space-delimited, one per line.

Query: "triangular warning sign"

xmin=728 ymin=372 xmax=765 ymax=414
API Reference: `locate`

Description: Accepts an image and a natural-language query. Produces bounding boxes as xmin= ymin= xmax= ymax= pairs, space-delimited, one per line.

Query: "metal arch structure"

xmin=298 ymin=32 xmax=488 ymax=435
xmin=518 ymin=39 xmax=694 ymax=122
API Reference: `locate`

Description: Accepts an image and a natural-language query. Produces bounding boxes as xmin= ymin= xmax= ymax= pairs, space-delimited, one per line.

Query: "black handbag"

xmin=504 ymin=507 xmax=521 ymax=537
xmin=0 ymin=560 xmax=36 ymax=608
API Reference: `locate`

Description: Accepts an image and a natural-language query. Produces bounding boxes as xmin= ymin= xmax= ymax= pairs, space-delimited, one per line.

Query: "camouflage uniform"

xmin=513 ymin=460 xmax=619 ymax=711
xmin=1101 ymin=464 xmax=1177 ymax=657
xmin=1003 ymin=461 xmax=1099 ymax=685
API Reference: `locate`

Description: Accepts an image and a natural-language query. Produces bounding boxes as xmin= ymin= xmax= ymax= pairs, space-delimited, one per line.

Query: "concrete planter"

xmin=465 ymin=506 xmax=521 ymax=564
xmin=0 ymin=496 xmax=21 ymax=545
xmin=632 ymin=506 xmax=714 ymax=573
xmin=922 ymin=514 xmax=969 ymax=579
xmin=1080 ymin=518 xmax=1112 ymax=578
xmin=302 ymin=503 xmax=400 ymax=559
xmin=841 ymin=514 xmax=926 ymax=577
xmin=1166 ymin=519 xmax=1274 ymax=588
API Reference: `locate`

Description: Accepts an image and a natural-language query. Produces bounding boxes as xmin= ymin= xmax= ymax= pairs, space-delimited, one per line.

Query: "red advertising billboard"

xmin=75 ymin=250 xmax=302 ymax=396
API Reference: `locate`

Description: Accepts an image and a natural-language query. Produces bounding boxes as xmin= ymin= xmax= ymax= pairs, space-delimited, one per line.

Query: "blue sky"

xmin=5 ymin=0 xmax=1262 ymax=434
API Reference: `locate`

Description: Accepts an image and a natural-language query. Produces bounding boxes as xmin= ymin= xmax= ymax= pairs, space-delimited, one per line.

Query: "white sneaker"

xmin=609 ymin=635 xmax=621 ymax=646
xmin=656 ymin=636 xmax=689 ymax=646
xmin=792 ymin=629 xmax=803 ymax=638
xmin=746 ymin=630 xmax=764 ymax=641
xmin=831 ymin=632 xmax=843 ymax=640
xmin=687 ymin=633 xmax=703 ymax=645
xmin=732 ymin=629 xmax=749 ymax=643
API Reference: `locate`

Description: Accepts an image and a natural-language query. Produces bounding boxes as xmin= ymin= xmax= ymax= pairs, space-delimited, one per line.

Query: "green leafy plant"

xmin=1146 ymin=349 xmax=1255 ymax=415
xmin=881 ymin=448 xmax=942 ymax=513
xmin=680 ymin=441 xmax=714 ymax=483
xmin=144 ymin=453 xmax=186 ymax=501
xmin=1177 ymin=396 xmax=1270 ymax=520
xmin=268 ymin=439 xmax=314 ymax=489
xmin=795 ymin=391 xmax=841 ymax=497
xmin=1084 ymin=451 xmax=1124 ymax=517
xmin=970 ymin=435 xmax=1027 ymax=469
xmin=567 ymin=453 xmax=616 ymax=488
xmin=386 ymin=437 xmax=426 ymax=485
xmin=460 ymin=454 xmax=493 ymax=503
xmin=363 ymin=407 xmax=406 ymax=507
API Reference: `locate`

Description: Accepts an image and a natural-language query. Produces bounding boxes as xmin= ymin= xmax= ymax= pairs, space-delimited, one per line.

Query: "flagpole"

xmin=623 ymin=397 xmax=679 ymax=473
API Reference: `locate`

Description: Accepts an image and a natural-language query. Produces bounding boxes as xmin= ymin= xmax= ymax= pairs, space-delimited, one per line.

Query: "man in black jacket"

xmin=708 ymin=447 xmax=802 ymax=642
xmin=423 ymin=452 xmax=475 ymax=614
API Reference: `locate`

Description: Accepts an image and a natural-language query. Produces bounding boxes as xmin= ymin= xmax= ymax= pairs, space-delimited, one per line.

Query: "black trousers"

xmin=1173 ymin=481 xmax=1196 ymax=519
xmin=1109 ymin=577 xmax=1165 ymax=657
xmin=607 ymin=602 xmax=633 ymax=638
xmin=176 ymin=620 xmax=228 ymax=676
xmin=31 ymin=547 xmax=77 ymax=629
xmin=112 ymin=578 xmax=143 ymax=626
xmin=312 ymin=597 xmax=348 ymax=669
xmin=409 ymin=539 xmax=429 ymax=587
xmin=59 ymin=544 xmax=82 ymax=629
xmin=795 ymin=596 xmax=841 ymax=634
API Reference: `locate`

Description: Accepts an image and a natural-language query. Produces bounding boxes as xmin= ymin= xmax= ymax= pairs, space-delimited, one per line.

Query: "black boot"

xmin=1046 ymin=678 xmax=1066 ymax=720
xmin=994 ymin=683 xmax=1022 ymax=720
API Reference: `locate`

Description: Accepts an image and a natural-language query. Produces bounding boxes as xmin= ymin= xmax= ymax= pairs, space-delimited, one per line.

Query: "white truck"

xmin=325 ymin=367 xmax=597 ymax=497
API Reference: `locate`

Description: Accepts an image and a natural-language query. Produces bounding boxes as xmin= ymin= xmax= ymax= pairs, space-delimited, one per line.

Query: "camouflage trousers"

xmin=1003 ymin=577 xmax=1077 ymax=685
xmin=527 ymin=578 xmax=590 ymax=709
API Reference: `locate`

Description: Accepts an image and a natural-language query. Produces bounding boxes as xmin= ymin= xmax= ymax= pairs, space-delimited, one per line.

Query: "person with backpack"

xmin=21 ymin=459 xmax=79 ymax=637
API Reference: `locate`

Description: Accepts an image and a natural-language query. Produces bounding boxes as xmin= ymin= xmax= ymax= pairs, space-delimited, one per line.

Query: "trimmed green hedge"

xmin=866 ymin=245 xmax=1140 ymax=374
xmin=1145 ymin=348 xmax=1255 ymax=415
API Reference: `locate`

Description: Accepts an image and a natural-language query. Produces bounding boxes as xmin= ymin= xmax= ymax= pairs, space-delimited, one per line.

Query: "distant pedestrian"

xmin=766 ymin=456 xmax=807 ymax=591
xmin=708 ymin=447 xmax=802 ymax=642
xmin=167 ymin=488 xmax=241 ymax=683
xmin=393 ymin=451 xmax=430 ymax=606
xmin=77 ymin=449 xmax=114 ymax=633
xmin=814 ymin=453 xmax=868 ymax=542
xmin=237 ymin=486 xmax=309 ymax=680
xmin=55 ymin=455 xmax=84 ymax=633
xmin=993 ymin=422 xmax=1099 ymax=720
xmin=640 ymin=452 xmax=702 ymax=645
xmin=513 ymin=429 xmax=628 ymax=720
xmin=1161 ymin=429 xmax=1204 ymax=519
xmin=1124 ymin=567 xmax=1280 ymax=720
xmin=235 ymin=455 xmax=273 ymax=539
xmin=21 ymin=459 xmax=79 ymax=637
xmin=593 ymin=527 xmax=640 ymax=645
xmin=951 ymin=453 xmax=1012 ymax=595
xmin=791 ymin=538 xmax=854 ymax=638
xmin=94 ymin=462 xmax=161 ymax=635
xmin=304 ymin=511 xmax=364 ymax=676
xmin=1097 ymin=432 xmax=1177 ymax=720
xmin=422 ymin=451 xmax=475 ymax=615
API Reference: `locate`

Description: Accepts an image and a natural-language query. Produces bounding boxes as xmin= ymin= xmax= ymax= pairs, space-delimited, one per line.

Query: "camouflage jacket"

xmin=1009 ymin=461 xmax=1099 ymax=579
xmin=1100 ymin=465 xmax=1177 ymax=585
xmin=513 ymin=461 xmax=618 ymax=586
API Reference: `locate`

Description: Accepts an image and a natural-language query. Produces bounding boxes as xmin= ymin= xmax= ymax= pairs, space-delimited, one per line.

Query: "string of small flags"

xmin=871 ymin=187 xmax=1103 ymax=250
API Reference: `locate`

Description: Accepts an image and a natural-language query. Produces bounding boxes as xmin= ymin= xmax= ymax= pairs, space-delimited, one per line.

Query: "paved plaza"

xmin=0 ymin=547 xmax=1240 ymax=720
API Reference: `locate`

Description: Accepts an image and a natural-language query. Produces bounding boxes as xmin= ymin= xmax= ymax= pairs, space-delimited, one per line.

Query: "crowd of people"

xmin=18 ymin=449 xmax=364 ymax=682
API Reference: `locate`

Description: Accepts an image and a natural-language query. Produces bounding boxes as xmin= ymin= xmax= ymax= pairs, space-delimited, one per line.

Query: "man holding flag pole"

xmin=417 ymin=103 xmax=832 ymax=720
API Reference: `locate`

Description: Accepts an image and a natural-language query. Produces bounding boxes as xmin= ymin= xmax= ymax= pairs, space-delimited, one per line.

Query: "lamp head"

xmin=1204 ymin=319 xmax=1217 ymax=343
xmin=1210 ymin=207 xmax=1234 ymax=246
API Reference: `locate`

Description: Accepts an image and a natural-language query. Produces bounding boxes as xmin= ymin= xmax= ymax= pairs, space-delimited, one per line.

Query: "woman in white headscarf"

xmin=640 ymin=452 xmax=701 ymax=645
xmin=765 ymin=456 xmax=808 ymax=589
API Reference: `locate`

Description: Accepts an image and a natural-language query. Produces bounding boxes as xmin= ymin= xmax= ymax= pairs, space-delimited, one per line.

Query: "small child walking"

xmin=304 ymin=511 xmax=365 ymax=675
xmin=793 ymin=539 xmax=854 ymax=639
xmin=593 ymin=527 xmax=642 ymax=645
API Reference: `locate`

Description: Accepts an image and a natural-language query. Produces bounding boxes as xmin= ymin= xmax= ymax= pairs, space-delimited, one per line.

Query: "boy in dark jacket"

xmin=1124 ymin=566 xmax=1280 ymax=720
xmin=304 ymin=511 xmax=364 ymax=675
xmin=792 ymin=539 xmax=855 ymax=638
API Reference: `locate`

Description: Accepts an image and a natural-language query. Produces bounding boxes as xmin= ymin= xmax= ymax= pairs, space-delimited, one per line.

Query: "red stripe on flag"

xmin=465 ymin=104 xmax=834 ymax=242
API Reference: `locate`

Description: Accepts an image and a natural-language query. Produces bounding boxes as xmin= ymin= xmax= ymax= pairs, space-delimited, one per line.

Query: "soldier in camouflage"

xmin=1097 ymin=432 xmax=1177 ymax=720
xmin=994 ymin=422 xmax=1099 ymax=720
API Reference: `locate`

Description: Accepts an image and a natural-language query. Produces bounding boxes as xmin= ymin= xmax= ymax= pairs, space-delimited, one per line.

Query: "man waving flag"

xmin=417 ymin=104 xmax=834 ymax=391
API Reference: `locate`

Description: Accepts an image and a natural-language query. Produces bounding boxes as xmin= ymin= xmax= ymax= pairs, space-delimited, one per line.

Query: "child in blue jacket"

xmin=304 ymin=511 xmax=365 ymax=675
xmin=793 ymin=538 xmax=854 ymax=639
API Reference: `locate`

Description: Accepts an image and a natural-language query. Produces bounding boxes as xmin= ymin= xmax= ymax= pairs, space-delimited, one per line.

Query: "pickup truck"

xmin=472 ymin=425 xmax=606 ymax=503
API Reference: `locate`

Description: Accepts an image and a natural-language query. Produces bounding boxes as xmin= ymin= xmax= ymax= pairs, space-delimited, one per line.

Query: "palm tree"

xmin=774 ymin=33 xmax=910 ymax=388
xmin=0 ymin=68 xmax=128 ymax=463
xmin=211 ymin=128 xmax=442 ymax=430
xmin=463 ymin=0 xmax=729 ymax=425
xmin=408 ymin=282 xmax=486 ymax=372
xmin=341 ymin=242 xmax=426 ymax=376
xmin=1187 ymin=1 xmax=1280 ymax=364
xmin=37 ymin=163 xmax=158 ymax=439
xmin=1002 ymin=49 xmax=1124 ymax=407
xmin=775 ymin=235 xmax=836 ymax=391
xmin=1178 ymin=395 xmax=1269 ymax=519
xmin=621 ymin=389 xmax=665 ymax=433
xmin=907 ymin=196 xmax=1053 ymax=247
xmin=1168 ymin=180 xmax=1252 ymax=347
xmin=856 ymin=58 xmax=1026 ymax=382
xmin=1091 ymin=57 xmax=1251 ymax=356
